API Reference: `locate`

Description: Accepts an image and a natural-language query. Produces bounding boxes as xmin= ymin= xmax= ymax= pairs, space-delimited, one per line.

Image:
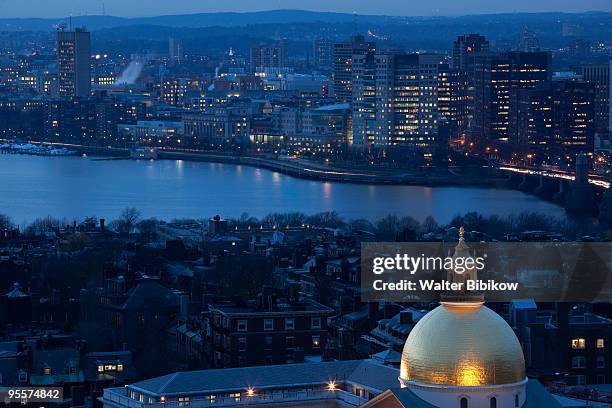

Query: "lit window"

xmin=572 ymin=338 xmax=586 ymax=349
xmin=312 ymin=336 xmax=321 ymax=349
xmin=117 ymin=364 xmax=123 ymax=372
xmin=597 ymin=339 xmax=605 ymax=349
xmin=43 ymin=367 xmax=52 ymax=375
xmin=97 ymin=365 xmax=104 ymax=372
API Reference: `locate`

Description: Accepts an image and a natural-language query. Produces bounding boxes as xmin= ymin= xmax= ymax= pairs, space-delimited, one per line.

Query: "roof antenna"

xmin=69 ymin=15 xmax=72 ymax=31
xmin=352 ymin=11 xmax=357 ymax=35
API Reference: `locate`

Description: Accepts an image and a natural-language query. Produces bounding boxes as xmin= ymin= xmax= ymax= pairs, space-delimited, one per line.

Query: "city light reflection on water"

xmin=0 ymin=155 xmax=567 ymax=224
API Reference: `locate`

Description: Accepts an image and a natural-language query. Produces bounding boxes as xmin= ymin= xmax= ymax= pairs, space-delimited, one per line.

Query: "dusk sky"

xmin=0 ymin=0 xmax=611 ymax=18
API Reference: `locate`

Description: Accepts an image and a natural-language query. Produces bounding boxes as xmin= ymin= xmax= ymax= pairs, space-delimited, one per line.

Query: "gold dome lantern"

xmin=400 ymin=302 xmax=526 ymax=387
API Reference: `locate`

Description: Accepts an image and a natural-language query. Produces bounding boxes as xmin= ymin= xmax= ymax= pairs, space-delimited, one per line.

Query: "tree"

xmin=421 ymin=216 xmax=439 ymax=233
xmin=0 ymin=213 xmax=14 ymax=230
xmin=138 ymin=218 xmax=160 ymax=242
xmin=113 ymin=207 xmax=142 ymax=235
xmin=64 ymin=233 xmax=90 ymax=252
xmin=25 ymin=216 xmax=63 ymax=236
xmin=230 ymin=213 xmax=260 ymax=229
xmin=349 ymin=218 xmax=376 ymax=233
xmin=305 ymin=211 xmax=345 ymax=228
xmin=262 ymin=212 xmax=306 ymax=228
xmin=376 ymin=215 xmax=401 ymax=240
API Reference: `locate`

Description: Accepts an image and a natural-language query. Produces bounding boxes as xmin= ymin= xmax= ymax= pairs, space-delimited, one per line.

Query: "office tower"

xmin=372 ymin=53 xmax=442 ymax=147
xmin=333 ymin=35 xmax=375 ymax=103
xmin=517 ymin=81 xmax=595 ymax=161
xmin=451 ymin=34 xmax=489 ymax=132
xmin=580 ymin=64 xmax=610 ymax=137
xmin=519 ymin=28 xmax=541 ymax=52
xmin=168 ymin=37 xmax=183 ymax=62
xmin=438 ymin=64 xmax=470 ymax=138
xmin=161 ymin=77 xmax=203 ymax=107
xmin=313 ymin=38 xmax=333 ymax=70
xmin=472 ymin=51 xmax=551 ymax=148
xmin=57 ymin=28 xmax=91 ymax=99
xmin=250 ymin=42 xmax=288 ymax=73
xmin=452 ymin=34 xmax=489 ymax=72
xmin=351 ymin=49 xmax=377 ymax=146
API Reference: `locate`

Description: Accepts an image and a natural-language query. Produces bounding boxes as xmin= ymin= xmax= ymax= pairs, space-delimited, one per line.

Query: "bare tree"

xmin=0 ymin=213 xmax=14 ymax=230
xmin=113 ymin=207 xmax=142 ymax=235
xmin=421 ymin=216 xmax=439 ymax=233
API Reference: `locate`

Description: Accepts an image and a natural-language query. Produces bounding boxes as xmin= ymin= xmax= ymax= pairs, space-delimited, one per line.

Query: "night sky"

xmin=0 ymin=0 xmax=611 ymax=18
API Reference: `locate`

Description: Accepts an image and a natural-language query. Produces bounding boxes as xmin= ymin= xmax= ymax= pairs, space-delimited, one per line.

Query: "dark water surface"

xmin=0 ymin=154 xmax=566 ymax=225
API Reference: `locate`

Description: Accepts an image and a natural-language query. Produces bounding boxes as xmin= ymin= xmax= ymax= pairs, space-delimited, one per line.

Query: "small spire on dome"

xmin=459 ymin=226 xmax=465 ymax=239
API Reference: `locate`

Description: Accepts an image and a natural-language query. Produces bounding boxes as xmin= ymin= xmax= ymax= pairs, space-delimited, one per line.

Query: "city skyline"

xmin=0 ymin=2 xmax=611 ymax=406
xmin=0 ymin=0 xmax=612 ymax=18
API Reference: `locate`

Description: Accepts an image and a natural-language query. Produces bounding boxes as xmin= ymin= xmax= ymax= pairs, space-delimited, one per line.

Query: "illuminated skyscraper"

xmin=472 ymin=51 xmax=551 ymax=147
xmin=351 ymin=48 xmax=377 ymax=146
xmin=57 ymin=28 xmax=91 ymax=99
xmin=580 ymin=64 xmax=610 ymax=137
xmin=438 ymin=64 xmax=470 ymax=138
xmin=517 ymin=80 xmax=595 ymax=160
xmin=333 ymin=35 xmax=375 ymax=103
xmin=452 ymin=33 xmax=489 ymax=72
xmin=372 ymin=53 xmax=442 ymax=147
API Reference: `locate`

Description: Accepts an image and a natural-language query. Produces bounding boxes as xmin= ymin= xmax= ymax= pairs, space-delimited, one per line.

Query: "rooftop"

xmin=210 ymin=298 xmax=334 ymax=316
xmin=128 ymin=359 xmax=399 ymax=397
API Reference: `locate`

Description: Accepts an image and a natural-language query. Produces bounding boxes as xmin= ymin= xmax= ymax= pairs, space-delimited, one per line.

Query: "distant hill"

xmin=0 ymin=10 xmax=398 ymax=31
xmin=1 ymin=9 xmax=611 ymax=32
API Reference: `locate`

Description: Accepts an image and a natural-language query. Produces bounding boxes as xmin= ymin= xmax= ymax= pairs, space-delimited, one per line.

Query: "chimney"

xmin=100 ymin=218 xmax=105 ymax=232
xmin=399 ymin=309 xmax=413 ymax=325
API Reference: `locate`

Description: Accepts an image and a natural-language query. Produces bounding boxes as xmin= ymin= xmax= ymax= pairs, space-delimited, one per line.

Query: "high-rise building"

xmin=57 ymin=28 xmax=91 ymax=99
xmin=580 ymin=64 xmax=610 ymax=137
xmin=250 ymin=42 xmax=288 ymax=73
xmin=372 ymin=53 xmax=442 ymax=147
xmin=472 ymin=51 xmax=551 ymax=148
xmin=313 ymin=38 xmax=333 ymax=70
xmin=46 ymin=98 xmax=97 ymax=142
xmin=350 ymin=49 xmax=377 ymax=146
xmin=519 ymin=28 xmax=541 ymax=52
xmin=451 ymin=34 xmax=490 ymax=133
xmin=168 ymin=37 xmax=183 ymax=62
xmin=333 ymin=35 xmax=375 ymax=103
xmin=517 ymin=80 xmax=595 ymax=162
xmin=161 ymin=77 xmax=203 ymax=107
xmin=452 ymin=34 xmax=489 ymax=72
xmin=438 ymin=64 xmax=470 ymax=138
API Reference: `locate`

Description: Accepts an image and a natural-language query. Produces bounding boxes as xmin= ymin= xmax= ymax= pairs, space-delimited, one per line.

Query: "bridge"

xmin=498 ymin=156 xmax=612 ymax=222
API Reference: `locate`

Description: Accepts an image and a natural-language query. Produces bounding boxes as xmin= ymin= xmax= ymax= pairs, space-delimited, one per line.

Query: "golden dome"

xmin=400 ymin=302 xmax=525 ymax=387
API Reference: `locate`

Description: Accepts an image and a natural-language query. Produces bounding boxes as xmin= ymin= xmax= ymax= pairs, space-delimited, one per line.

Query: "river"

xmin=0 ymin=154 xmax=566 ymax=225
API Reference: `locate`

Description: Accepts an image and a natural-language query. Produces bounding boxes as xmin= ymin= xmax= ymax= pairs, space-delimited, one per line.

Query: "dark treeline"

xmin=1 ymin=207 xmax=601 ymax=241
